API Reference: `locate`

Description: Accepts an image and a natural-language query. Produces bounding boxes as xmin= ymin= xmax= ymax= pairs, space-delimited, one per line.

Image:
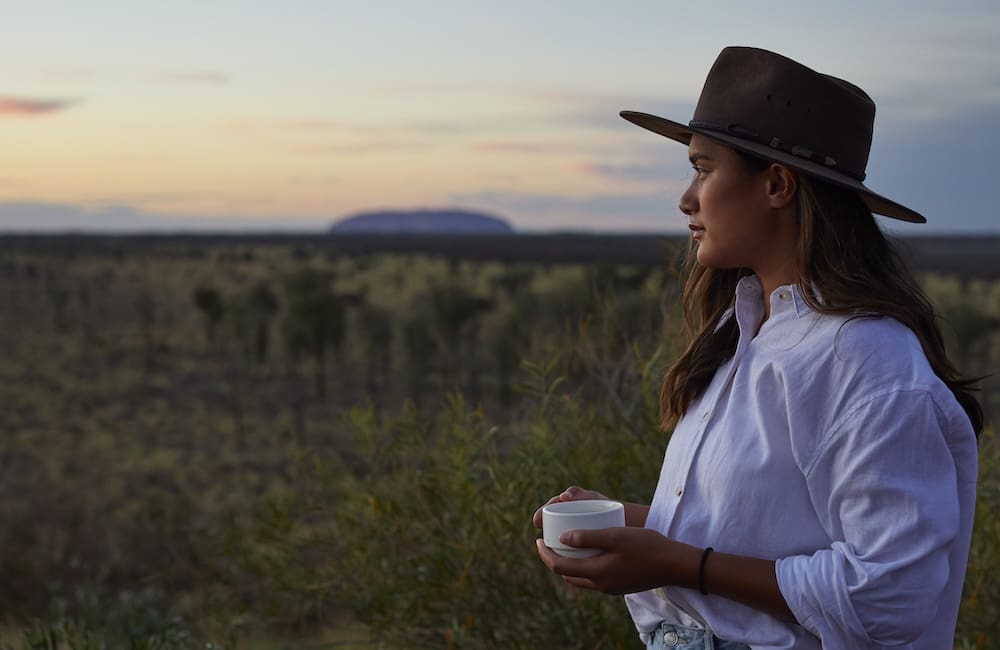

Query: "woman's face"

xmin=679 ymin=135 xmax=795 ymax=273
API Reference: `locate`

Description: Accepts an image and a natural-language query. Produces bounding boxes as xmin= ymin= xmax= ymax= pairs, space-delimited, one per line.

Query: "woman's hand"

xmin=532 ymin=486 xmax=610 ymax=529
xmin=532 ymin=486 xmax=650 ymax=528
xmin=535 ymin=530 xmax=796 ymax=623
xmin=534 ymin=527 xmax=700 ymax=595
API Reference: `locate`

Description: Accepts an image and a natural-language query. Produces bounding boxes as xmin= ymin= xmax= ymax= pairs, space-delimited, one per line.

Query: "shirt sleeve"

xmin=775 ymin=388 xmax=961 ymax=647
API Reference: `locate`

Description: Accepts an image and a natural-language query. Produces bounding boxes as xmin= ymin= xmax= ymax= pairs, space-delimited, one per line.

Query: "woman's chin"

xmin=694 ymin=246 xmax=716 ymax=268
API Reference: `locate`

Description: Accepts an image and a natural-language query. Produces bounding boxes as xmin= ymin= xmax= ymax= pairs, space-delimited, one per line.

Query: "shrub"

xmin=323 ymin=357 xmax=665 ymax=649
xmin=956 ymin=427 xmax=1000 ymax=647
xmin=2 ymin=586 xmax=236 ymax=650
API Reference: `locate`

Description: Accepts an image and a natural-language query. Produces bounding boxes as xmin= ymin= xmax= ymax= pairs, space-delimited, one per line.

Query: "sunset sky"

xmin=1 ymin=1 xmax=998 ymax=234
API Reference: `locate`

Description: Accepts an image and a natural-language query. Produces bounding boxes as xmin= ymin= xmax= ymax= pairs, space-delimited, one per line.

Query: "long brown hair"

xmin=660 ymin=154 xmax=984 ymax=437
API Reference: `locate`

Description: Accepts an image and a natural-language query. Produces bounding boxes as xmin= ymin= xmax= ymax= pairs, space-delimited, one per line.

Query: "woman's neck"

xmin=754 ymin=266 xmax=797 ymax=322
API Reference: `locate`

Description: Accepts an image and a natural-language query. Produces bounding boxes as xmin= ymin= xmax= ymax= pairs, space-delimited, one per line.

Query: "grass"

xmin=0 ymin=239 xmax=996 ymax=647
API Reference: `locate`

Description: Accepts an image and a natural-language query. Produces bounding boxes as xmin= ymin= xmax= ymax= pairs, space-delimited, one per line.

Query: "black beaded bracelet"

xmin=698 ymin=546 xmax=714 ymax=595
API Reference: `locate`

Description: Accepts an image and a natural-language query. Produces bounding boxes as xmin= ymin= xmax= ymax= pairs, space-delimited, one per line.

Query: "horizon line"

xmin=1 ymin=229 xmax=999 ymax=239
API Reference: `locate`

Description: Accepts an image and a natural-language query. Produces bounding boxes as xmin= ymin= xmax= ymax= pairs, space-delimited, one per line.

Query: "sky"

xmin=1 ymin=1 xmax=998 ymax=234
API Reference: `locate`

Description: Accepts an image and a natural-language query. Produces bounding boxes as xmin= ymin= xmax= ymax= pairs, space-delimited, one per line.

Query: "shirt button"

xmin=701 ymin=411 xmax=710 ymax=421
xmin=779 ymin=290 xmax=790 ymax=301
xmin=675 ymin=488 xmax=683 ymax=497
xmin=664 ymin=631 xmax=679 ymax=646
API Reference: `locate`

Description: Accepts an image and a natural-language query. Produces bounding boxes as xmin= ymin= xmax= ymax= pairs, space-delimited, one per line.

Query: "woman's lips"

xmin=689 ymin=223 xmax=705 ymax=239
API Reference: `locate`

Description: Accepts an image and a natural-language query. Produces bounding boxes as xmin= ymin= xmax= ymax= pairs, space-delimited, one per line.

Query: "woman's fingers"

xmin=536 ymin=539 xmax=581 ymax=576
xmin=562 ymin=575 xmax=598 ymax=591
xmin=532 ymin=487 xmax=585 ymax=527
xmin=559 ymin=527 xmax=617 ymax=550
xmin=533 ymin=486 xmax=610 ymax=528
xmin=535 ymin=539 xmax=603 ymax=592
xmin=532 ymin=494 xmax=565 ymax=527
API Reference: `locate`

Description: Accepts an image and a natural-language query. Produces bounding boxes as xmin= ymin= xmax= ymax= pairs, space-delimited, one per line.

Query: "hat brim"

xmin=620 ymin=110 xmax=926 ymax=224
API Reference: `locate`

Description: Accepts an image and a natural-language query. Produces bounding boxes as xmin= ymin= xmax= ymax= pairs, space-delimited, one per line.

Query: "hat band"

xmin=688 ymin=120 xmax=866 ymax=181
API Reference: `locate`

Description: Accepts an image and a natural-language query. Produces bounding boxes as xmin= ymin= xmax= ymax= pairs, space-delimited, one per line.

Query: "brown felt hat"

xmin=621 ymin=46 xmax=925 ymax=223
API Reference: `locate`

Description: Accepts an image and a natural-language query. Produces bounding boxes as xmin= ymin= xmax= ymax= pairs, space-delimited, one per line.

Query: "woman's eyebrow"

xmin=689 ymin=152 xmax=710 ymax=164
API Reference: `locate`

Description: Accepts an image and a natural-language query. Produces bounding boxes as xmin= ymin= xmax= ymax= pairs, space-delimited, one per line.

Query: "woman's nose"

xmin=679 ymin=183 xmax=696 ymax=216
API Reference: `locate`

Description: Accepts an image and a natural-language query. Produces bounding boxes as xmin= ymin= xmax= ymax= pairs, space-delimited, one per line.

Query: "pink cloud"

xmin=476 ymin=140 xmax=580 ymax=154
xmin=289 ymin=139 xmax=432 ymax=155
xmin=0 ymin=96 xmax=77 ymax=116
xmin=569 ymin=160 xmax=671 ymax=184
xmin=225 ymin=117 xmax=470 ymax=136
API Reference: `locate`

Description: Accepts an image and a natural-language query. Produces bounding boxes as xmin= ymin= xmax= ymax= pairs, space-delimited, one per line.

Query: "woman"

xmin=533 ymin=47 xmax=981 ymax=649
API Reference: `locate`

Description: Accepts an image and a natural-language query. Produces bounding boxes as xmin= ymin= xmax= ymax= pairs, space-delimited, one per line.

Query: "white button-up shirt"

xmin=624 ymin=276 xmax=978 ymax=649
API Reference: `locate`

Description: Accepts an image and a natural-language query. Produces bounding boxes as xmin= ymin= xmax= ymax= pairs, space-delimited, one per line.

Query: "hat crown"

xmin=692 ymin=47 xmax=874 ymax=181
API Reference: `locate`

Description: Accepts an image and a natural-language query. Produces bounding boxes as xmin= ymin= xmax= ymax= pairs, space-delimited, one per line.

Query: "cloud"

xmin=228 ymin=116 xmax=491 ymax=137
xmin=221 ymin=118 xmax=441 ymax=156
xmin=399 ymin=120 xmax=476 ymax=135
xmin=42 ymin=66 xmax=100 ymax=82
xmin=0 ymin=96 xmax=78 ymax=116
xmin=365 ymin=80 xmax=477 ymax=96
xmin=91 ymin=190 xmax=239 ymax=206
xmin=877 ymin=67 xmax=1000 ymax=127
xmin=223 ymin=89 xmax=662 ymax=149
xmin=40 ymin=67 xmax=232 ymax=86
xmin=361 ymin=79 xmax=690 ymax=132
xmin=285 ymin=174 xmax=340 ymax=186
xmin=511 ymin=87 xmax=648 ymax=107
xmin=545 ymin=99 xmax=699 ymax=135
xmin=158 ymin=70 xmax=231 ymax=85
xmin=570 ymin=161 xmax=676 ymax=184
xmin=447 ymin=188 xmax=686 ymax=233
xmin=0 ymin=201 xmax=326 ymax=233
xmin=869 ymin=102 xmax=1000 ymax=235
xmin=566 ymin=137 xmax=696 ymax=185
xmin=455 ymin=95 xmax=1000 ymax=238
xmin=366 ymin=80 xmax=672 ymax=113
xmin=866 ymin=17 xmax=1000 ymax=125
xmin=222 ymin=118 xmax=348 ymax=134
xmin=288 ymin=140 xmax=433 ymax=155
xmin=475 ymin=140 xmax=584 ymax=155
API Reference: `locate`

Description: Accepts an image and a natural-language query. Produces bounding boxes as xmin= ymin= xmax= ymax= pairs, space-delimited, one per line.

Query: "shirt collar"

xmin=735 ymin=275 xmax=812 ymax=320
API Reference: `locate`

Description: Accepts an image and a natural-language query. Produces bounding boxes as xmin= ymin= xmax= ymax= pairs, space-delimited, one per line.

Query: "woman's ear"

xmin=765 ymin=164 xmax=798 ymax=209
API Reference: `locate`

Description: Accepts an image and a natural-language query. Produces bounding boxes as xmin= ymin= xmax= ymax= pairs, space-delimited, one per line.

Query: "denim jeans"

xmin=646 ymin=621 xmax=751 ymax=650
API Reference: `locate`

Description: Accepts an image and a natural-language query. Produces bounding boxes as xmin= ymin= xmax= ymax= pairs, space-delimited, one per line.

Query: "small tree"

xmin=193 ymin=285 xmax=224 ymax=344
xmin=425 ymin=281 xmax=494 ymax=400
xmin=402 ymin=308 xmax=436 ymax=404
xmin=357 ymin=303 xmax=394 ymax=399
xmin=487 ymin=307 xmax=531 ymax=407
xmin=230 ymin=281 xmax=280 ymax=365
xmin=138 ymin=284 xmax=160 ymax=368
xmin=282 ymin=269 xmax=346 ymax=399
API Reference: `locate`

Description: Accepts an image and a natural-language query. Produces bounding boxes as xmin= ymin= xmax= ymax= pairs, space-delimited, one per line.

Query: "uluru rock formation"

xmin=330 ymin=208 xmax=514 ymax=234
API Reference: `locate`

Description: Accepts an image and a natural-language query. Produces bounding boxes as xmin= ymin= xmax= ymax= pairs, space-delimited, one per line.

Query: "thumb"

xmin=560 ymin=527 xmax=619 ymax=550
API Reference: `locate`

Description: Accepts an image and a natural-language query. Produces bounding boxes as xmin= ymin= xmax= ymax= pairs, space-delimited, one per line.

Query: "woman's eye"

xmin=692 ymin=165 xmax=707 ymax=177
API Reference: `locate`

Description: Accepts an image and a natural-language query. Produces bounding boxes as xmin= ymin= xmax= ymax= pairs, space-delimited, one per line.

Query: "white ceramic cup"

xmin=541 ymin=499 xmax=626 ymax=558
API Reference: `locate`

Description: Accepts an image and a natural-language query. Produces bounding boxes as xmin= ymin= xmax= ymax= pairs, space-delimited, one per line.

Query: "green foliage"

xmin=328 ymin=384 xmax=661 ymax=649
xmin=4 ymin=586 xmax=236 ymax=650
xmin=282 ymin=268 xmax=347 ymax=397
xmin=956 ymin=427 xmax=1000 ymax=648
xmin=260 ymin=353 xmax=668 ymax=649
xmin=402 ymin=306 xmax=437 ymax=403
xmin=229 ymin=281 xmax=280 ymax=364
xmin=0 ymin=242 xmax=996 ymax=648
xmin=356 ymin=303 xmax=393 ymax=394
xmin=425 ymin=280 xmax=493 ymax=346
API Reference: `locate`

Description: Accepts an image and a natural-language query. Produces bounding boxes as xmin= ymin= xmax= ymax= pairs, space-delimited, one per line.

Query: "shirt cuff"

xmin=775 ymin=551 xmax=874 ymax=648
